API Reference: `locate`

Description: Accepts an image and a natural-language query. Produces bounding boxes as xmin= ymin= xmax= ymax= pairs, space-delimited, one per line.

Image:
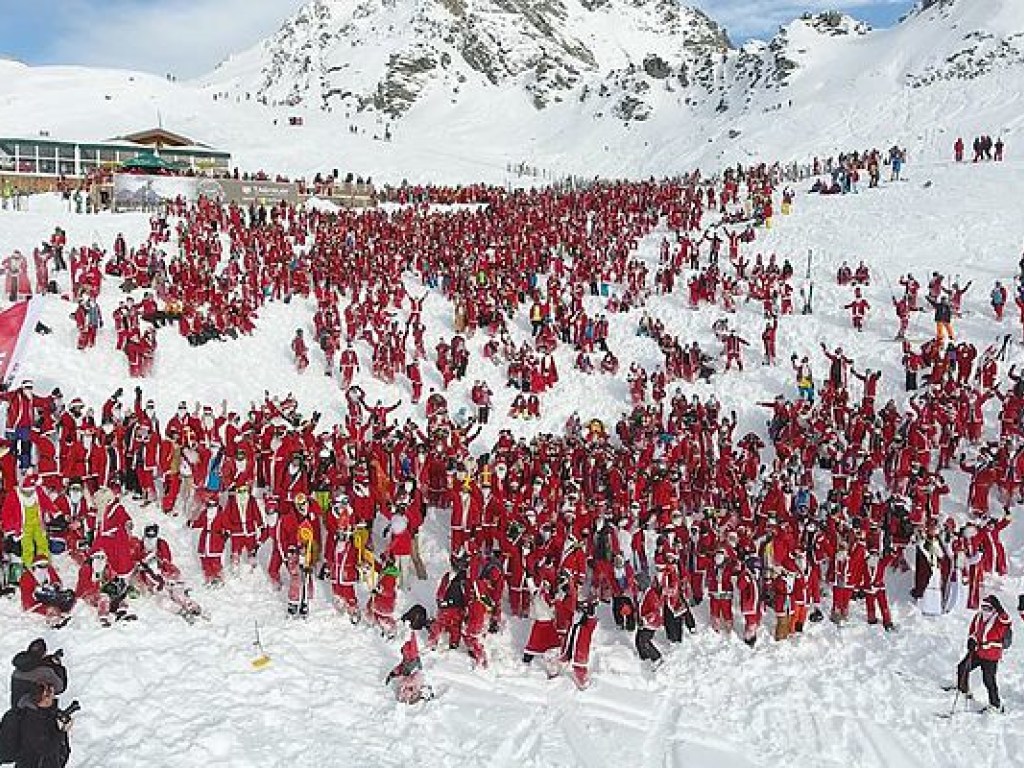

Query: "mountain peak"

xmin=206 ymin=0 xmax=732 ymax=118
xmin=795 ymin=10 xmax=871 ymax=37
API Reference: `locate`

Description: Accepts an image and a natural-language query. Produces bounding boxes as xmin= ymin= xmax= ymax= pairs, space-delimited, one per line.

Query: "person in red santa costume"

xmin=367 ymin=552 xmax=401 ymax=636
xmin=737 ymin=555 xmax=763 ymax=647
xmin=560 ymin=599 xmax=598 ymax=689
xmin=292 ymin=329 xmax=309 ymax=372
xmin=89 ymin=486 xmax=135 ymax=578
xmin=523 ymin=577 xmax=562 ymax=665
xmin=75 ymin=549 xmax=134 ymax=625
xmin=704 ymin=547 xmax=736 ymax=633
xmin=20 ymin=553 xmax=75 ymax=627
xmin=386 ymin=605 xmax=434 ymax=703
xmin=264 ymin=496 xmax=298 ymax=587
xmin=861 ymin=549 xmax=896 ymax=631
xmin=220 ymin=482 xmax=264 ymax=569
xmin=329 ymin=517 xmax=361 ymax=623
xmin=428 ymin=553 xmax=471 ymax=651
xmin=463 ymin=587 xmax=491 ymax=669
xmin=131 ymin=523 xmax=204 ymax=622
xmin=952 ymin=594 xmax=1012 ymax=713
xmin=191 ymin=496 xmax=228 ymax=584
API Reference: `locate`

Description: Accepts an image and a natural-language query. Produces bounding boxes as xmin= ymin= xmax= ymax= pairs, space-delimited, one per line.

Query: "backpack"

xmin=0 ymin=707 xmax=24 ymax=764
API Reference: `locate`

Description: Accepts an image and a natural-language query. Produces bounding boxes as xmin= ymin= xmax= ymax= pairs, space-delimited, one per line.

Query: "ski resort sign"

xmin=196 ymin=178 xmax=299 ymax=206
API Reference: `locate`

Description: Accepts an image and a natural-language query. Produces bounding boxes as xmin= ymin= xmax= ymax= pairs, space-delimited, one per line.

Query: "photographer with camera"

xmin=1 ymin=681 xmax=78 ymax=768
xmin=9 ymin=640 xmax=66 ymax=710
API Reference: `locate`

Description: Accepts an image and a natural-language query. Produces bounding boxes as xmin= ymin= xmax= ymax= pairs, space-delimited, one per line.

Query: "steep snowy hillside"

xmin=0 ymin=0 xmax=1022 ymax=182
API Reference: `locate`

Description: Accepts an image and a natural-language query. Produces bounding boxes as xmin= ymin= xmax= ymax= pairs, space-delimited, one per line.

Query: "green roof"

xmin=120 ymin=151 xmax=182 ymax=171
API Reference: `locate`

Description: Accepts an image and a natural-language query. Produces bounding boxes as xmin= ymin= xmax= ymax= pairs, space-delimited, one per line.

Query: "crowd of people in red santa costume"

xmin=0 ymin=146 xmax=1022 ymax=710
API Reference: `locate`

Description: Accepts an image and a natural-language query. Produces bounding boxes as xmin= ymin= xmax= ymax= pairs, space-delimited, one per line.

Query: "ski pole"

xmin=950 ymin=651 xmax=970 ymax=717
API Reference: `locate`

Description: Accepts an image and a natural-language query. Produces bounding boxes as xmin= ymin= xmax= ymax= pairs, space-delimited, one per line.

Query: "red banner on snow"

xmin=0 ymin=298 xmax=41 ymax=385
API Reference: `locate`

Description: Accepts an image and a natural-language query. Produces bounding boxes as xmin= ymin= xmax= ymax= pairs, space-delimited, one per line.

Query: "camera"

xmin=56 ymin=700 xmax=81 ymax=728
xmin=60 ymin=700 xmax=81 ymax=717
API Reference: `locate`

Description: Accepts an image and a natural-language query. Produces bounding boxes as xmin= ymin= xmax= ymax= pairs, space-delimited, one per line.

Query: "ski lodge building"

xmin=0 ymin=127 xmax=232 ymax=191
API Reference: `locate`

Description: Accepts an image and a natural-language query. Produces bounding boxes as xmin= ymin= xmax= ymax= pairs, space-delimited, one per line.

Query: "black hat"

xmin=401 ymin=604 xmax=429 ymax=631
xmin=983 ymin=595 xmax=1004 ymax=613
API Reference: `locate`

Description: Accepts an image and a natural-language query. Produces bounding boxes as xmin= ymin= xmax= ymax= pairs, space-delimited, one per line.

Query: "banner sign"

xmin=112 ymin=173 xmax=198 ymax=210
xmin=195 ymin=178 xmax=300 ymax=206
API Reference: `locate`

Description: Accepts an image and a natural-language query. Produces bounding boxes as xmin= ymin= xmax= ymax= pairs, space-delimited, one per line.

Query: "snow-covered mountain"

xmin=0 ymin=0 xmax=1022 ymax=182
xmin=204 ymin=0 xmax=732 ymax=120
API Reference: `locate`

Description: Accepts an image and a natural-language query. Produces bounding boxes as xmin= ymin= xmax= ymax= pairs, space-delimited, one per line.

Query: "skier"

xmin=722 ymin=331 xmax=749 ymax=372
xmin=926 ymin=294 xmax=954 ymax=342
xmin=951 ymin=595 xmax=1012 ymax=713
xmin=286 ymin=514 xmax=318 ymax=618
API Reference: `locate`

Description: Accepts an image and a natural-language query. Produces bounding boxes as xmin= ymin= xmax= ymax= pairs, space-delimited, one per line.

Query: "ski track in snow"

xmin=1 ymin=161 xmax=1024 ymax=766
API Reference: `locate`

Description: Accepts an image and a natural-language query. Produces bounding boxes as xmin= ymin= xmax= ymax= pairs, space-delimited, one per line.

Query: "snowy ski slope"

xmin=0 ymin=157 xmax=1022 ymax=768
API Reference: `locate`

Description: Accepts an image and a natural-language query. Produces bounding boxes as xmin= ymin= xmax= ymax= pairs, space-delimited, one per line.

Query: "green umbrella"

xmin=120 ymin=150 xmax=181 ymax=173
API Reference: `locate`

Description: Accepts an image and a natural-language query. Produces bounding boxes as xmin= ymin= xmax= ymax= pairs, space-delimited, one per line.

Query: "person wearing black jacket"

xmin=926 ymin=294 xmax=954 ymax=341
xmin=14 ymin=682 xmax=73 ymax=768
xmin=10 ymin=640 xmax=67 ymax=710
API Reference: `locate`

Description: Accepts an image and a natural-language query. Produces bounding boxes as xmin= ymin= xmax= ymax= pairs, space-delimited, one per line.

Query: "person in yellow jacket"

xmin=1 ymin=473 xmax=56 ymax=567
